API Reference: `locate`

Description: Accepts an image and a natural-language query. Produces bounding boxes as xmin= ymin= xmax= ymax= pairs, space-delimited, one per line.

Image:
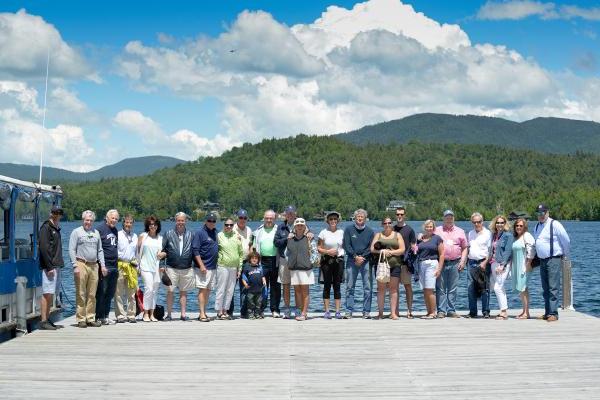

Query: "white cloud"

xmin=477 ymin=1 xmax=600 ymax=21
xmin=113 ymin=109 xmax=236 ymax=159
xmin=113 ymin=0 xmax=599 ymax=156
xmin=0 ymin=9 xmax=99 ymax=82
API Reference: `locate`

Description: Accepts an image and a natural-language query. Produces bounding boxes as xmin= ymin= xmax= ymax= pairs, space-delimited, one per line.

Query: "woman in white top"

xmin=510 ymin=218 xmax=536 ymax=319
xmin=137 ymin=215 xmax=163 ymax=322
xmin=317 ymin=211 xmax=345 ymax=319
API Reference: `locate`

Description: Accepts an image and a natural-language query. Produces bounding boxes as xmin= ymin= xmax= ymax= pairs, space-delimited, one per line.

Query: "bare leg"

xmin=166 ymin=291 xmax=174 ymax=317
xmin=335 ymin=298 xmax=341 ymax=312
xmin=41 ymin=293 xmax=53 ymax=322
xmin=180 ymin=291 xmax=187 ymax=318
xmin=389 ymin=277 xmax=399 ymax=319
xmin=324 ymin=298 xmax=330 ymax=312
xmin=198 ymin=289 xmax=210 ymax=318
xmin=301 ymin=285 xmax=309 ymax=315
xmin=377 ymin=281 xmax=386 ymax=317
xmin=293 ymin=284 xmax=300 ymax=312
xmin=283 ymin=283 xmax=291 ymax=309
xmin=404 ymin=284 xmax=413 ymax=317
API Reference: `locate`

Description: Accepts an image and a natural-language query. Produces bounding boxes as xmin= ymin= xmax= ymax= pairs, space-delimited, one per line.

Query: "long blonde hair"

xmin=489 ymin=214 xmax=509 ymax=234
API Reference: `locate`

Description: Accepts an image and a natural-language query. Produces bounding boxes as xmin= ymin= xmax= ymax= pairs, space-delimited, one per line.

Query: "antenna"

xmin=39 ymin=49 xmax=50 ymax=185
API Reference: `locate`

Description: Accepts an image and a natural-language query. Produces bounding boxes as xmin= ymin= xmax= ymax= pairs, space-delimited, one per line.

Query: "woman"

xmin=317 ymin=211 xmax=345 ymax=319
xmin=137 ymin=215 xmax=162 ymax=322
xmin=416 ymin=219 xmax=444 ymax=319
xmin=215 ymin=218 xmax=244 ymax=320
xmin=286 ymin=218 xmax=315 ymax=321
xmin=511 ymin=218 xmax=536 ymax=319
xmin=488 ymin=215 xmax=514 ymax=320
xmin=370 ymin=216 xmax=405 ymax=320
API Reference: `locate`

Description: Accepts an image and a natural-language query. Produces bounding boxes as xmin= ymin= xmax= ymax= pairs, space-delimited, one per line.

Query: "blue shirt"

xmin=96 ymin=223 xmax=118 ymax=269
xmin=192 ymin=225 xmax=218 ymax=270
xmin=343 ymin=224 xmax=374 ymax=258
xmin=242 ymin=262 xmax=264 ymax=293
xmin=417 ymin=234 xmax=442 ymax=260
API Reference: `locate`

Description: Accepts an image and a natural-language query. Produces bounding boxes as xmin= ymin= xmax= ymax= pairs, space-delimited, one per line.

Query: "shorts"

xmin=278 ymin=257 xmax=291 ymax=285
xmin=194 ymin=268 xmax=216 ymax=290
xmin=166 ymin=267 xmax=195 ymax=292
xmin=290 ymin=269 xmax=315 ymax=286
xmin=42 ymin=269 xmax=58 ymax=294
xmin=390 ymin=264 xmax=412 ymax=285
xmin=418 ymin=259 xmax=438 ymax=289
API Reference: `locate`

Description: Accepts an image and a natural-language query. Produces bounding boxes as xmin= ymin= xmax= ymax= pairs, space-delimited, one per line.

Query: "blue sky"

xmin=0 ymin=0 xmax=599 ymax=171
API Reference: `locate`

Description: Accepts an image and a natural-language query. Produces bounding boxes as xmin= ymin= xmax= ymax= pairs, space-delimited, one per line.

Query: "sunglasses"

xmin=224 ymin=223 xmax=234 ymax=227
xmin=238 ymin=216 xmax=248 ymax=220
xmin=206 ymin=220 xmax=216 ymax=223
xmin=396 ymin=213 xmax=405 ymax=216
xmin=515 ymin=224 xmax=524 ymax=228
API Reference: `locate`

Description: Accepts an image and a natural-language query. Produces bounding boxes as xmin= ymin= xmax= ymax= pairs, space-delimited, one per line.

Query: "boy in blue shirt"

xmin=241 ymin=252 xmax=267 ymax=319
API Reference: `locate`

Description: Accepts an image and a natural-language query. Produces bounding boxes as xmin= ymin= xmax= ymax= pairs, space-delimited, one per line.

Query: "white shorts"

xmin=194 ymin=268 xmax=216 ymax=290
xmin=290 ymin=269 xmax=315 ymax=286
xmin=42 ymin=269 xmax=58 ymax=294
xmin=166 ymin=267 xmax=195 ymax=292
xmin=418 ymin=260 xmax=438 ymax=289
xmin=278 ymin=257 xmax=291 ymax=285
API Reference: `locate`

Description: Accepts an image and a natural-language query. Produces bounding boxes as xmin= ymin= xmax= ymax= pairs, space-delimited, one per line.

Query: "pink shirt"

xmin=435 ymin=225 xmax=467 ymax=261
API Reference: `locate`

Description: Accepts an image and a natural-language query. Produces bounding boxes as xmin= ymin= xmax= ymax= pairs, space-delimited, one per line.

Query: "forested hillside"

xmin=60 ymin=135 xmax=600 ymax=221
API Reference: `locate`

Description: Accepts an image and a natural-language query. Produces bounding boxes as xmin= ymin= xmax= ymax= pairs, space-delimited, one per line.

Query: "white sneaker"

xmin=272 ymin=311 xmax=281 ymax=318
xmin=282 ymin=310 xmax=290 ymax=319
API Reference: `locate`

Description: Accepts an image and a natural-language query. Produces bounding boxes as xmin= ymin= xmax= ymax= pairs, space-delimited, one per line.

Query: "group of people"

xmin=36 ymin=202 xmax=571 ymax=330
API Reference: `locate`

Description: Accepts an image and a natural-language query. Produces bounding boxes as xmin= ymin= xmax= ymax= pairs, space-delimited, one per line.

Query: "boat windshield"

xmin=14 ymin=190 xmax=36 ymax=260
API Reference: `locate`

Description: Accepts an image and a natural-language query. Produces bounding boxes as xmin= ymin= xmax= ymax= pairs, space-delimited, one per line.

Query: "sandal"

xmin=420 ymin=314 xmax=435 ymax=320
xmin=198 ymin=316 xmax=211 ymax=322
xmin=516 ymin=314 xmax=529 ymax=320
xmin=406 ymin=313 xmax=414 ymax=319
xmin=495 ymin=314 xmax=508 ymax=320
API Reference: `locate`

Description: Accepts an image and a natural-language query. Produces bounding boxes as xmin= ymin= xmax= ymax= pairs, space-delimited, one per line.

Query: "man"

xmin=38 ymin=205 xmax=65 ymax=330
xmin=343 ymin=209 xmax=375 ymax=319
xmin=192 ymin=213 xmax=219 ymax=322
xmin=114 ymin=214 xmax=138 ymax=323
xmin=159 ymin=212 xmax=195 ymax=321
xmin=69 ymin=210 xmax=104 ymax=328
xmin=95 ymin=209 xmax=119 ymax=325
xmin=533 ymin=204 xmax=570 ymax=322
xmin=252 ymin=210 xmax=279 ymax=317
xmin=229 ymin=209 xmax=253 ymax=318
xmin=434 ymin=210 xmax=468 ymax=318
xmin=274 ymin=205 xmax=307 ymax=319
xmin=392 ymin=206 xmax=416 ymax=318
xmin=466 ymin=212 xmax=492 ymax=318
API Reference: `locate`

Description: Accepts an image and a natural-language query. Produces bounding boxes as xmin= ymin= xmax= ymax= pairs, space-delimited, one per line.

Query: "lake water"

xmin=23 ymin=220 xmax=600 ymax=318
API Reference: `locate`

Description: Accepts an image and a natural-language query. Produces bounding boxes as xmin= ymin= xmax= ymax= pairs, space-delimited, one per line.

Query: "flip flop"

xmin=198 ymin=316 xmax=211 ymax=322
xmin=406 ymin=313 xmax=414 ymax=319
xmin=516 ymin=315 xmax=529 ymax=320
xmin=420 ymin=315 xmax=435 ymax=320
xmin=495 ymin=314 xmax=508 ymax=320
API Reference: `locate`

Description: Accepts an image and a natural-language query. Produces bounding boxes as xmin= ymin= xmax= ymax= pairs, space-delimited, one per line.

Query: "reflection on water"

xmin=16 ymin=219 xmax=599 ymax=318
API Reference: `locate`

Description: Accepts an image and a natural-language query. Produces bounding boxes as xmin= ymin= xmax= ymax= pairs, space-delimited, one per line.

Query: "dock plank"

xmin=0 ymin=309 xmax=599 ymax=399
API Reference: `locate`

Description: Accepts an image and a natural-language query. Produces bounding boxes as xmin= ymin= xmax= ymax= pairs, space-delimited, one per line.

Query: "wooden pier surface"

xmin=0 ymin=309 xmax=599 ymax=399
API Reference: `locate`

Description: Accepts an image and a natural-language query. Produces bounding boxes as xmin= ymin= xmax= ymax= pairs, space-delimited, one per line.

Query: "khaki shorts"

xmin=278 ymin=257 xmax=291 ymax=285
xmin=166 ymin=267 xmax=195 ymax=292
xmin=400 ymin=264 xmax=412 ymax=285
xmin=194 ymin=268 xmax=216 ymax=290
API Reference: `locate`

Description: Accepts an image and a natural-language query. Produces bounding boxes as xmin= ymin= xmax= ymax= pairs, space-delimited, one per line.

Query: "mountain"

xmin=336 ymin=113 xmax=600 ymax=154
xmin=0 ymin=156 xmax=186 ymax=182
xmin=61 ymin=135 xmax=600 ymax=221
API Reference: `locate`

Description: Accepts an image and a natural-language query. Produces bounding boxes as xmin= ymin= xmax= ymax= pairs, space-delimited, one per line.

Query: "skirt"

xmin=291 ymin=269 xmax=315 ymax=285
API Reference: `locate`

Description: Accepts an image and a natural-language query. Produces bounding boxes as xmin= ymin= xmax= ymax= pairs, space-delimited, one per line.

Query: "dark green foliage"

xmin=60 ymin=135 xmax=600 ymax=221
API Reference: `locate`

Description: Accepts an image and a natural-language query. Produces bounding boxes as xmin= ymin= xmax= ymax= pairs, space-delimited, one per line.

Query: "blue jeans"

xmin=540 ymin=257 xmax=561 ymax=318
xmin=436 ymin=259 xmax=460 ymax=314
xmin=95 ymin=268 xmax=119 ymax=320
xmin=345 ymin=258 xmax=372 ymax=314
xmin=467 ymin=260 xmax=489 ymax=316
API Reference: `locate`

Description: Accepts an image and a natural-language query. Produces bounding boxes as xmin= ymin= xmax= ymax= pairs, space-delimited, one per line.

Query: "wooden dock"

xmin=1 ymin=309 xmax=599 ymax=399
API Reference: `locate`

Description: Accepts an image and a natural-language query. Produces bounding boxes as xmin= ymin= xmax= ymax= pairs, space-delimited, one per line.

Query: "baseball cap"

xmin=205 ymin=213 xmax=218 ymax=222
xmin=236 ymin=209 xmax=248 ymax=218
xmin=443 ymin=209 xmax=454 ymax=217
xmin=535 ymin=204 xmax=549 ymax=214
xmin=285 ymin=205 xmax=297 ymax=214
xmin=51 ymin=205 xmax=64 ymax=215
xmin=293 ymin=217 xmax=306 ymax=226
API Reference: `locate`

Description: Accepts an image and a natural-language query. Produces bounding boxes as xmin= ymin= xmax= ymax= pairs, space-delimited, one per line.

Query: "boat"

xmin=0 ymin=174 xmax=63 ymax=341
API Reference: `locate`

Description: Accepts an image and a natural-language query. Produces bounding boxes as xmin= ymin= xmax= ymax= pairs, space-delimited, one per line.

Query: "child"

xmin=241 ymin=251 xmax=266 ymax=319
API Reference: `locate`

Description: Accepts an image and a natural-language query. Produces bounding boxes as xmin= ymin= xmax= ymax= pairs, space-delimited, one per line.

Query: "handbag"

xmin=376 ymin=252 xmax=390 ymax=283
xmin=154 ymin=304 xmax=165 ymax=321
xmin=135 ymin=288 xmax=144 ymax=316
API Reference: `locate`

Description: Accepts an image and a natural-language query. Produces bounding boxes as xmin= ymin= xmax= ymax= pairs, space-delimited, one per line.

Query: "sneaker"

xmin=259 ymin=313 xmax=265 ymax=319
xmin=39 ymin=321 xmax=57 ymax=330
xmin=272 ymin=311 xmax=281 ymax=318
xmin=362 ymin=312 xmax=371 ymax=319
xmin=128 ymin=318 xmax=137 ymax=323
xmin=282 ymin=310 xmax=291 ymax=319
xmin=116 ymin=317 xmax=127 ymax=324
xmin=324 ymin=311 xmax=331 ymax=319
xmin=249 ymin=315 xmax=257 ymax=320
xmin=87 ymin=320 xmax=102 ymax=327
xmin=100 ymin=318 xmax=110 ymax=326
xmin=447 ymin=312 xmax=461 ymax=318
xmin=343 ymin=313 xmax=353 ymax=319
xmin=483 ymin=313 xmax=490 ymax=319
xmin=464 ymin=314 xmax=477 ymax=319
xmin=164 ymin=315 xmax=173 ymax=322
xmin=436 ymin=312 xmax=446 ymax=319
xmin=77 ymin=321 xmax=88 ymax=328
xmin=335 ymin=311 xmax=343 ymax=319
xmin=50 ymin=321 xmax=64 ymax=329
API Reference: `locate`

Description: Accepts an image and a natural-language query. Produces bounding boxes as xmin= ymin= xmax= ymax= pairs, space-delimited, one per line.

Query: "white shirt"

xmin=467 ymin=228 xmax=492 ymax=260
xmin=318 ymin=228 xmax=345 ymax=257
xmin=534 ymin=218 xmax=570 ymax=259
xmin=234 ymin=224 xmax=253 ymax=258
xmin=178 ymin=233 xmax=184 ymax=256
xmin=117 ymin=229 xmax=138 ymax=262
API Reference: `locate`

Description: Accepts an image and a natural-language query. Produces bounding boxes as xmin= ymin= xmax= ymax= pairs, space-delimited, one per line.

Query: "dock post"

xmin=562 ymin=258 xmax=575 ymax=311
xmin=15 ymin=276 xmax=28 ymax=336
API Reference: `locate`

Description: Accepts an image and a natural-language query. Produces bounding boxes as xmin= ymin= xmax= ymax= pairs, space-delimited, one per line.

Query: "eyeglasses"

xmin=224 ymin=223 xmax=234 ymax=227
xmin=472 ymin=220 xmax=483 ymax=224
xmin=396 ymin=213 xmax=405 ymax=216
